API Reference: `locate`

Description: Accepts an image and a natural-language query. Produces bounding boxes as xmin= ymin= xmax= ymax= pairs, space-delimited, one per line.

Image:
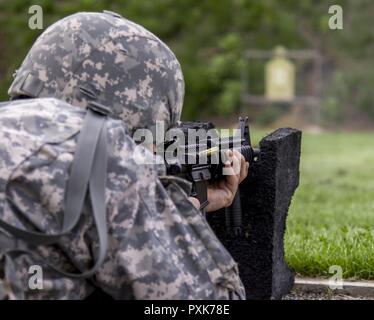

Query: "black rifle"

xmin=162 ymin=117 xmax=259 ymax=236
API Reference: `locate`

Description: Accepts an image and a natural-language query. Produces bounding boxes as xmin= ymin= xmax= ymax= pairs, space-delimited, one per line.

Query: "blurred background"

xmin=0 ymin=0 xmax=373 ymax=280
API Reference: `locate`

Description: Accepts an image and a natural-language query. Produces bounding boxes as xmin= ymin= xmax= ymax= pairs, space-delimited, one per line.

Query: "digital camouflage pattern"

xmin=8 ymin=11 xmax=184 ymax=136
xmin=0 ymin=11 xmax=245 ymax=299
xmin=0 ymin=98 xmax=245 ymax=299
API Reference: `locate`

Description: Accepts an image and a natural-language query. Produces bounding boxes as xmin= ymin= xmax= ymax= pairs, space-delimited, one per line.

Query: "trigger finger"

xmin=232 ymin=151 xmax=241 ymax=176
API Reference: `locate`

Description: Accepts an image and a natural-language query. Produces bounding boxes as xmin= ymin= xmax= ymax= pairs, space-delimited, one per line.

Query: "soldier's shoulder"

xmin=0 ymin=98 xmax=86 ymax=141
xmin=0 ymin=97 xmax=83 ymax=115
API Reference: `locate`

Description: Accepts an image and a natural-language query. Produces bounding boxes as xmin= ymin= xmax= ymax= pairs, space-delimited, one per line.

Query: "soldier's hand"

xmin=188 ymin=197 xmax=200 ymax=209
xmin=205 ymin=150 xmax=249 ymax=212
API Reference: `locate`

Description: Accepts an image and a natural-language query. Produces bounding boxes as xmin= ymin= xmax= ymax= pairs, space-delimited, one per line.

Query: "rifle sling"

xmin=0 ymin=106 xmax=108 ymax=278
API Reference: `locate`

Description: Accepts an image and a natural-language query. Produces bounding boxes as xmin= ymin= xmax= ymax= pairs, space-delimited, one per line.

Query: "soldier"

xmin=0 ymin=11 xmax=248 ymax=299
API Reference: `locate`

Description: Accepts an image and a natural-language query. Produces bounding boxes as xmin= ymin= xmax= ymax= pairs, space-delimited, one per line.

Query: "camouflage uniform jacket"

xmin=0 ymin=98 xmax=245 ymax=300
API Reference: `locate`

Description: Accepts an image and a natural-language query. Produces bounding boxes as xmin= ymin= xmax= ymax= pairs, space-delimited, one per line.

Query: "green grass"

xmin=252 ymin=129 xmax=374 ymax=280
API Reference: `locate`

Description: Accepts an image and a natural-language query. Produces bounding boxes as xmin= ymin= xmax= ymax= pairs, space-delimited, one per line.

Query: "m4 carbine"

xmin=162 ymin=117 xmax=260 ymax=236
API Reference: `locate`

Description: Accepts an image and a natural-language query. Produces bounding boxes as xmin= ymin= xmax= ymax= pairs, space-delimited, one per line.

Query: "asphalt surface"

xmin=283 ymin=291 xmax=374 ymax=300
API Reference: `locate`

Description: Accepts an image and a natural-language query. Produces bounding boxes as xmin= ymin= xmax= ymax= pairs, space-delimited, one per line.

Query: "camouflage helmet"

xmin=8 ymin=11 xmax=184 ymax=135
